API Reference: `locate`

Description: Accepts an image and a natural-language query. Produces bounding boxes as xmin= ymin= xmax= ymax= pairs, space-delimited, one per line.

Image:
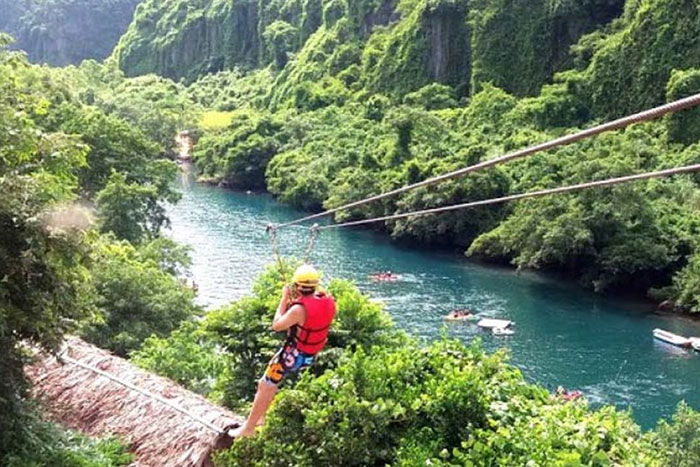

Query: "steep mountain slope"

xmin=114 ymin=0 xmax=624 ymax=96
xmin=0 ymin=0 xmax=141 ymax=66
xmin=113 ymin=0 xmax=309 ymax=81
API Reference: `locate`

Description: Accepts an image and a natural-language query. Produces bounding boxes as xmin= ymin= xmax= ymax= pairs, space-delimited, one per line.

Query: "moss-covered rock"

xmin=469 ymin=0 xmax=625 ymax=97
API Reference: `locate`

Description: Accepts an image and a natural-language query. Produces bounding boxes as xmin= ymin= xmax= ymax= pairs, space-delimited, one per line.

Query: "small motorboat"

xmin=652 ymin=329 xmax=691 ymax=348
xmin=444 ymin=309 xmax=473 ymax=321
xmin=477 ymin=318 xmax=513 ymax=330
xmin=492 ymin=327 xmax=514 ymax=336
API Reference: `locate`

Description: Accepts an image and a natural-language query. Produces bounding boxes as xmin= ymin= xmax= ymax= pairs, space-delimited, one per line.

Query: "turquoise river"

xmin=168 ymin=169 xmax=700 ymax=430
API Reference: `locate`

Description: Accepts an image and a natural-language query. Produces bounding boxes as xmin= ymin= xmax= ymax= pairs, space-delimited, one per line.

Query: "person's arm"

xmin=272 ymin=304 xmax=305 ymax=332
xmin=271 ymin=286 xmax=305 ymax=331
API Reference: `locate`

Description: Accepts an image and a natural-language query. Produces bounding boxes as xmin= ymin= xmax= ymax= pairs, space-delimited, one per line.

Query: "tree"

xmin=80 ymin=238 xmax=198 ymax=357
xmin=96 ymin=166 xmax=179 ymax=244
xmin=0 ymin=38 xmax=95 ymax=454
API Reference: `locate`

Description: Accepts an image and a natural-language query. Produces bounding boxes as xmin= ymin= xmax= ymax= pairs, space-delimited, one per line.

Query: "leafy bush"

xmin=651 ymin=402 xmax=700 ymax=466
xmin=132 ymin=320 xmax=225 ymax=396
xmin=96 ymin=167 xmax=180 ymax=244
xmin=194 ymin=110 xmax=285 ymax=189
xmin=667 ymin=251 xmax=700 ymax=313
xmin=217 ymin=339 xmax=661 ymax=466
xmin=403 ymin=83 xmax=458 ymax=110
xmin=1 ymin=411 xmax=131 ymax=467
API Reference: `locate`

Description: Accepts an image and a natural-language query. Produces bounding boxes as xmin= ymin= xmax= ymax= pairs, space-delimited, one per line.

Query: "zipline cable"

xmin=274 ymin=93 xmax=700 ymax=230
xmin=315 ymin=163 xmax=700 ymax=230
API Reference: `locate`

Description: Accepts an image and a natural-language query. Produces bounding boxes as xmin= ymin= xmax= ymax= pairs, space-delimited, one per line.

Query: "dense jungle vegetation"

xmin=0 ymin=34 xmax=197 ymax=464
xmin=149 ymin=0 xmax=700 ymax=311
xmin=4 ymin=0 xmax=700 ymax=465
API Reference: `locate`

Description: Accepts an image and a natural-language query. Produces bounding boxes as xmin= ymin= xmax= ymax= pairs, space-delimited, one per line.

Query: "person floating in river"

xmin=444 ymin=309 xmax=472 ymax=321
xmin=230 ymin=264 xmax=336 ymax=438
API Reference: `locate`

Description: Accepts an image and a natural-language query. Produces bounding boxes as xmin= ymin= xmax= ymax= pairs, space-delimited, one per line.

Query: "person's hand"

xmin=281 ymin=285 xmax=292 ymax=306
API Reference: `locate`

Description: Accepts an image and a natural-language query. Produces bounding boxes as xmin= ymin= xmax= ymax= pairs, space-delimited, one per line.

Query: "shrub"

xmin=217 ymin=339 xmax=659 ymax=466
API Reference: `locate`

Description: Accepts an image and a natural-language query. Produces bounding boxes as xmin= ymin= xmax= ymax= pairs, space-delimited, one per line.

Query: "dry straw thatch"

xmin=26 ymin=337 xmax=243 ymax=467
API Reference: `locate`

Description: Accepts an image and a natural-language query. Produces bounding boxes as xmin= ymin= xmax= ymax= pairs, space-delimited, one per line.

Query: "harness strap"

xmin=297 ymin=324 xmax=331 ymax=344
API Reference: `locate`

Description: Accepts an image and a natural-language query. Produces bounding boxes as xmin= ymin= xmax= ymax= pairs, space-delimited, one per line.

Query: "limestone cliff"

xmin=114 ymin=0 xmax=626 ymax=99
xmin=0 ymin=0 xmax=141 ymax=66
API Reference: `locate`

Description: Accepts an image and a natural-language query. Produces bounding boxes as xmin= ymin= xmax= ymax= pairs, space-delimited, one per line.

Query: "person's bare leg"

xmin=230 ymin=380 xmax=278 ymax=438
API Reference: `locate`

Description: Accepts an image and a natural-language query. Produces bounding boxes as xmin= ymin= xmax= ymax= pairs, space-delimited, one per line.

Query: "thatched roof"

xmin=26 ymin=337 xmax=243 ymax=467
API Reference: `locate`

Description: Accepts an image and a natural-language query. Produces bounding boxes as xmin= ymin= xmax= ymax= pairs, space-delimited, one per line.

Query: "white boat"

xmin=477 ymin=318 xmax=513 ymax=330
xmin=492 ymin=327 xmax=514 ymax=336
xmin=653 ymin=329 xmax=691 ymax=348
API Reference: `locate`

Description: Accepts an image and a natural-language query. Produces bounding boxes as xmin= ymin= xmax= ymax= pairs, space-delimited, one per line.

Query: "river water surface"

xmin=168 ymin=169 xmax=700 ymax=429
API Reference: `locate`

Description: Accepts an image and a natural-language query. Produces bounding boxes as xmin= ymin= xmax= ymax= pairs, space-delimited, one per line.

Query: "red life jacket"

xmin=292 ymin=292 xmax=336 ymax=355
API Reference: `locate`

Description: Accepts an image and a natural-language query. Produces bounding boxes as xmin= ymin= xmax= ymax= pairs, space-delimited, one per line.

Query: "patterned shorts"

xmin=262 ymin=343 xmax=315 ymax=387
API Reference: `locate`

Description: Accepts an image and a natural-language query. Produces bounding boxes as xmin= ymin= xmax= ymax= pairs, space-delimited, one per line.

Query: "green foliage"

xmin=363 ymin=0 xmax=471 ymax=98
xmin=403 ymin=83 xmax=458 ymax=110
xmin=217 ymin=339 xmax=660 ymax=466
xmin=188 ymin=69 xmax=274 ymax=111
xmin=96 ymin=167 xmax=180 ymax=244
xmin=469 ymin=128 xmax=700 ymax=291
xmin=132 ymin=320 xmax=225 ymax=396
xmin=0 ymin=20 xmax=196 ymax=458
xmin=469 ymin=0 xmax=624 ymax=97
xmin=575 ymin=0 xmax=700 ymax=119
xmin=44 ymin=102 xmax=162 ymax=195
xmin=668 ymin=251 xmax=700 ymax=313
xmin=666 ymin=69 xmax=700 ymax=145
xmin=263 ymin=20 xmax=298 ymax=69
xmin=651 ymin=402 xmax=700 ymax=466
xmin=80 ymin=238 xmax=198 ymax=357
xmin=194 ymin=109 xmax=286 ymax=190
xmin=0 ymin=42 xmax=95 ymax=454
xmin=113 ymin=0 xmax=308 ymax=81
xmin=99 ymin=74 xmax=195 ymax=151
xmin=1 ymin=412 xmax=131 ymax=467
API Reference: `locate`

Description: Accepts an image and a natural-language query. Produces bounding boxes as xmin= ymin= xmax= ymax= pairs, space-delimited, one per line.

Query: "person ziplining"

xmin=230 ymin=264 xmax=336 ymax=438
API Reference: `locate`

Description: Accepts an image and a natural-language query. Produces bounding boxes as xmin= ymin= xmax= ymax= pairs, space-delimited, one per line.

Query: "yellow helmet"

xmin=292 ymin=264 xmax=320 ymax=289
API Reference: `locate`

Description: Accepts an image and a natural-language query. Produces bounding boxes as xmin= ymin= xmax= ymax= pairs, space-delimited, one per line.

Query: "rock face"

xmin=362 ymin=0 xmax=471 ymax=97
xmin=114 ymin=0 xmax=264 ymax=82
xmin=469 ymin=0 xmax=625 ymax=97
xmin=113 ymin=0 xmax=626 ymax=99
xmin=0 ymin=0 xmax=141 ymax=66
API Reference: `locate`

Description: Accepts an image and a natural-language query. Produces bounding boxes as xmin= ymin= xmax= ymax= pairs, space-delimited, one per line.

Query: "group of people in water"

xmin=368 ymin=270 xmax=399 ymax=281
